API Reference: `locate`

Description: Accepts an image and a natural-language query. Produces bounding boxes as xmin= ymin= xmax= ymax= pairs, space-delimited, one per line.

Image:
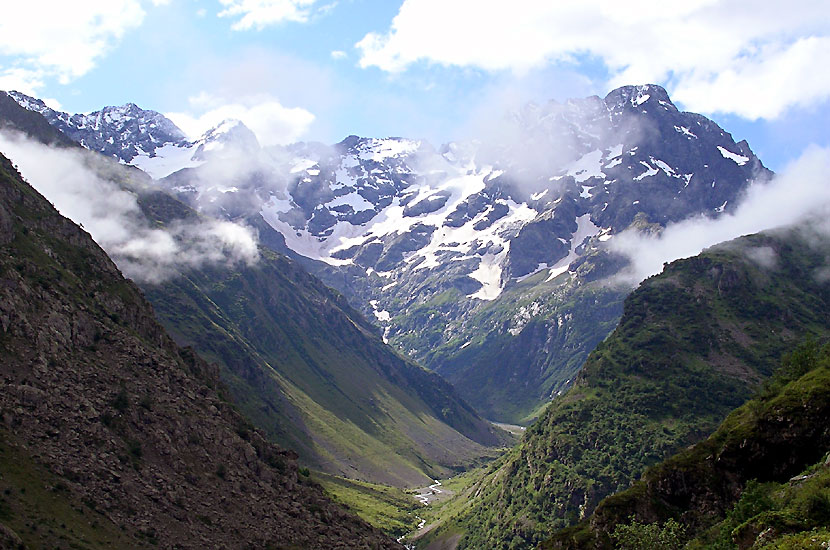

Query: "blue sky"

xmin=1 ymin=0 xmax=829 ymax=171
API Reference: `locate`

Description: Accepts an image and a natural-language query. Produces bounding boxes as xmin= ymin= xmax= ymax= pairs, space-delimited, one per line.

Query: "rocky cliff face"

xmin=0 ymin=153 xmax=400 ymax=549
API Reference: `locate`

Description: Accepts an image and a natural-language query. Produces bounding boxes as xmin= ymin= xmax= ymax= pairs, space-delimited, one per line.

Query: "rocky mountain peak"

xmin=7 ymin=91 xmax=189 ymax=162
xmin=604 ymin=83 xmax=674 ymax=111
xmin=336 ymin=134 xmax=423 ymax=159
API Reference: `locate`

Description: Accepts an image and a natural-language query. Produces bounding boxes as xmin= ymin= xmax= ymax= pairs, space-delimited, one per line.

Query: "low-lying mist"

xmin=610 ymin=145 xmax=830 ymax=284
xmin=0 ymin=131 xmax=259 ymax=284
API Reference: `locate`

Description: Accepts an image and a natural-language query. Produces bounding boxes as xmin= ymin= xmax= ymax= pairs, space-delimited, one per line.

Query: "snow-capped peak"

xmin=201 ymin=118 xmax=245 ymax=139
xmin=605 ymin=84 xmax=674 ymax=112
xmin=191 ymin=119 xmax=260 ymax=160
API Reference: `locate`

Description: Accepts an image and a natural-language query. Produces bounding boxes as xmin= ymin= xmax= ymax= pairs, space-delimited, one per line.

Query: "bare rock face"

xmin=0 ymin=153 xmax=401 ymax=549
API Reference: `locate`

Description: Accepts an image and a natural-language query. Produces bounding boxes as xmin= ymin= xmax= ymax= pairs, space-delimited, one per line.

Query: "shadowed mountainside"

xmin=0 ymin=152 xmax=401 ymax=549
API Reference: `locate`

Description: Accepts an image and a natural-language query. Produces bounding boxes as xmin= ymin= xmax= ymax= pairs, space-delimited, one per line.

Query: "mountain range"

xmin=0 ymin=93 xmax=507 ymax=490
xmin=7 ymin=84 xmax=773 ymax=424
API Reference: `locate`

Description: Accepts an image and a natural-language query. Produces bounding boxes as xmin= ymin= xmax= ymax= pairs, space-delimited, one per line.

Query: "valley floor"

xmin=314 ymin=460 xmax=500 ymax=548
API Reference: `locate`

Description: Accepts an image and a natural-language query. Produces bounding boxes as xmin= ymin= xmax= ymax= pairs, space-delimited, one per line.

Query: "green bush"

xmin=611 ymin=517 xmax=686 ymax=550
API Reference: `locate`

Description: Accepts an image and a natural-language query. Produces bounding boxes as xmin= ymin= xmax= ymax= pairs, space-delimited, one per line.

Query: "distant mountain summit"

xmin=5 ymin=91 xmax=261 ymax=179
xmin=8 ymin=91 xmax=188 ymax=161
xmin=191 ymin=118 xmax=260 ymax=160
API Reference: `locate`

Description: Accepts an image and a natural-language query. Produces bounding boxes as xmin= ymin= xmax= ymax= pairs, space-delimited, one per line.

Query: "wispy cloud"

xmin=0 ymin=68 xmax=47 ymax=100
xmin=0 ymin=131 xmax=259 ymax=284
xmin=610 ymin=145 xmax=830 ymax=284
xmin=356 ymin=0 xmax=830 ymax=120
xmin=218 ymin=0 xmax=324 ymax=30
xmin=167 ymin=48 xmax=336 ymax=144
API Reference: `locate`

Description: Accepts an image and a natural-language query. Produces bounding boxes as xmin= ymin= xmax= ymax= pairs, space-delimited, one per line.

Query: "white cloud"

xmin=671 ymin=36 xmax=830 ymax=119
xmin=356 ymin=0 xmax=830 ymax=120
xmin=166 ymin=93 xmax=315 ymax=146
xmin=330 ymin=50 xmax=347 ymax=60
xmin=0 ymin=131 xmax=259 ymax=284
xmin=0 ymin=68 xmax=63 ymax=110
xmin=0 ymin=0 xmax=146 ymax=86
xmin=610 ymin=145 xmax=830 ymax=284
xmin=0 ymin=67 xmax=46 ymax=97
xmin=218 ymin=0 xmax=320 ymax=29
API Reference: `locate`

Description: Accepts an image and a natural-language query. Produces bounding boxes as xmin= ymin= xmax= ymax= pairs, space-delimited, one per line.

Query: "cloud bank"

xmin=610 ymin=145 xmax=830 ymax=284
xmin=356 ymin=0 xmax=830 ymax=120
xmin=0 ymin=132 xmax=259 ymax=284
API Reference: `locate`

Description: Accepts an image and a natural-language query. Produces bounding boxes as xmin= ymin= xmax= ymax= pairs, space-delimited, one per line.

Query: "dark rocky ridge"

xmin=0 ymin=153 xmax=400 ymax=549
xmin=0 ymin=92 xmax=78 ymax=148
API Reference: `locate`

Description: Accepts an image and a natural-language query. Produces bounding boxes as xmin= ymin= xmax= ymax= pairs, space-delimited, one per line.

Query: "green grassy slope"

xmin=144 ymin=249 xmax=508 ymax=487
xmin=314 ymin=472 xmax=422 ymax=539
xmin=419 ymin=228 xmax=830 ymax=549
xmin=427 ymin=274 xmax=627 ymax=423
xmin=384 ymin=248 xmax=629 ymax=424
xmin=546 ymin=341 xmax=830 ymax=549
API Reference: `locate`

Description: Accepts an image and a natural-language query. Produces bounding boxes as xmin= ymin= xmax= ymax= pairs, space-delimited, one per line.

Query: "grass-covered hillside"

xmin=547 ymin=340 xmax=830 ymax=549
xmin=423 ymin=260 xmax=628 ymax=423
xmin=419 ymin=228 xmax=830 ymax=549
